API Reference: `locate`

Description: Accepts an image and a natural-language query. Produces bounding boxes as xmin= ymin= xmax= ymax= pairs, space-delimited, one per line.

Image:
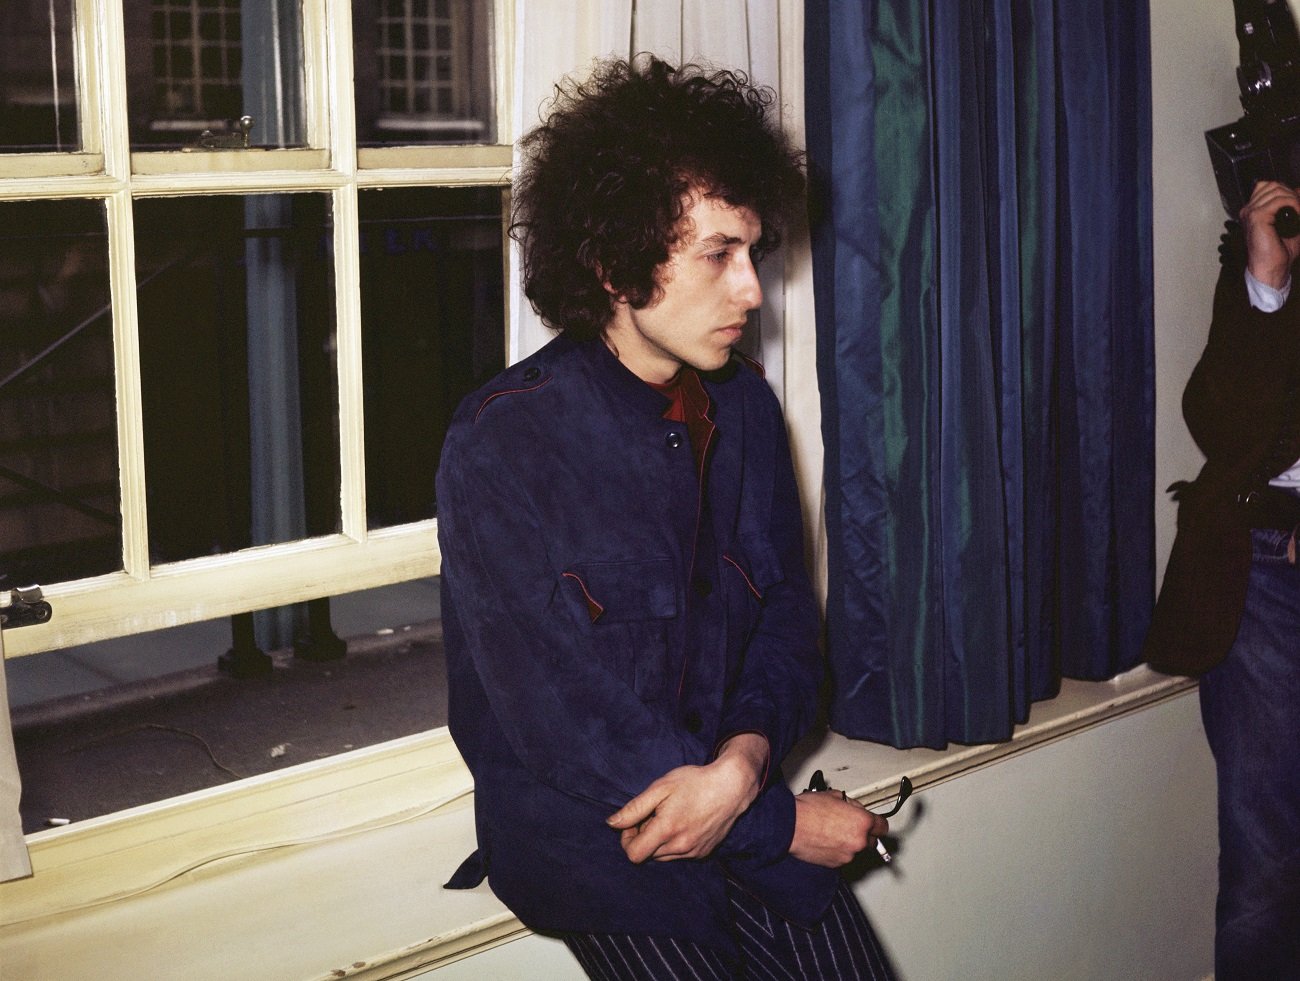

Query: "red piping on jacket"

xmin=474 ymin=377 xmax=552 ymax=423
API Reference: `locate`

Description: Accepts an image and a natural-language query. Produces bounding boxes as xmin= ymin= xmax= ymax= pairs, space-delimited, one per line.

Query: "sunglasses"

xmin=804 ymin=770 xmax=914 ymax=863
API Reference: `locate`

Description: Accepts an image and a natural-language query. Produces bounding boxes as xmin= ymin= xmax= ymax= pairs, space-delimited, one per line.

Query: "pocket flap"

xmin=724 ymin=538 xmax=785 ymax=599
xmin=562 ymin=558 xmax=677 ymax=623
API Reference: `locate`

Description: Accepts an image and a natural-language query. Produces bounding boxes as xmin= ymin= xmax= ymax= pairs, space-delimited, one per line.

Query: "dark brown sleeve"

xmin=1183 ymin=263 xmax=1300 ymax=464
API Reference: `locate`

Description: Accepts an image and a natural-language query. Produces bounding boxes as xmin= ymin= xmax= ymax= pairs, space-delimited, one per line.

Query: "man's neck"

xmin=602 ymin=321 xmax=682 ymax=385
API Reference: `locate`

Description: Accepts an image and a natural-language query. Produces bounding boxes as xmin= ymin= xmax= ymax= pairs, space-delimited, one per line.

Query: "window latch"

xmin=0 ymin=585 xmax=52 ymax=630
xmin=190 ymin=115 xmax=255 ymax=150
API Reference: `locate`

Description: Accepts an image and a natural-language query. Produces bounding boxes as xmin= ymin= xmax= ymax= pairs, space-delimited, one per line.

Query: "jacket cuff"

xmin=715 ymin=778 xmax=796 ymax=866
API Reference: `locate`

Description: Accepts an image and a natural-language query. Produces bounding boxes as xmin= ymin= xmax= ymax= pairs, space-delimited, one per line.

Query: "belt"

xmin=1236 ymin=485 xmax=1300 ymax=529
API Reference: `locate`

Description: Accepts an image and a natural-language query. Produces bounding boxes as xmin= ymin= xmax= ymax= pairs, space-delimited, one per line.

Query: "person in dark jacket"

xmin=436 ymin=56 xmax=897 ymax=979
xmin=1145 ymin=179 xmax=1300 ymax=980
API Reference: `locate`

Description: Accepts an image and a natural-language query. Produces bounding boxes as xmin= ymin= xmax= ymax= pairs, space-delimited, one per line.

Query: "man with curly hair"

xmin=436 ymin=56 xmax=896 ymax=979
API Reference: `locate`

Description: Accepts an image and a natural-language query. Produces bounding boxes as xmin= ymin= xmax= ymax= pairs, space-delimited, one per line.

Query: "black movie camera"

xmin=1206 ymin=0 xmax=1300 ymax=237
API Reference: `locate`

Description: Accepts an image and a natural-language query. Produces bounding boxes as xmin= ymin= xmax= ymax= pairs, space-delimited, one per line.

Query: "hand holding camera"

xmin=1241 ymin=179 xmax=1300 ymax=287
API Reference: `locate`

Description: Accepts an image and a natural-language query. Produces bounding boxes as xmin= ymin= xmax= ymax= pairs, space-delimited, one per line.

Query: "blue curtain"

xmin=805 ymin=0 xmax=1154 ymax=748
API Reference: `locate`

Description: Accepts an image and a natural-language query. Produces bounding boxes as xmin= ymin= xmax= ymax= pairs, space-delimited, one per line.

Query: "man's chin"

xmin=688 ymin=347 xmax=736 ymax=373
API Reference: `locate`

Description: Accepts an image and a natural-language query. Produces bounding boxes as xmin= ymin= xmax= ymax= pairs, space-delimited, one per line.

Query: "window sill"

xmin=787 ymin=665 xmax=1198 ymax=810
xmin=0 ymin=665 xmax=1196 ymax=980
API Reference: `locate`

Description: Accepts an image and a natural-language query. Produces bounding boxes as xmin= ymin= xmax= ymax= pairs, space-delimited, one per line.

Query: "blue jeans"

xmin=1199 ymin=528 xmax=1300 ymax=981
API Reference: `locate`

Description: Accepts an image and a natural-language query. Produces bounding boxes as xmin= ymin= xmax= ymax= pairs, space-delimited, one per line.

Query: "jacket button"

xmin=522 ymin=366 xmax=541 ymax=382
xmin=692 ymin=577 xmax=712 ymax=597
xmin=665 ymin=431 xmax=683 ymax=449
xmin=684 ymin=711 xmax=703 ymax=734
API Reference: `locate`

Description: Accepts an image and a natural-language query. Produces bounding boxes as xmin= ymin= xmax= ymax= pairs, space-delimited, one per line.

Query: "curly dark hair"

xmin=511 ymin=55 xmax=806 ymax=340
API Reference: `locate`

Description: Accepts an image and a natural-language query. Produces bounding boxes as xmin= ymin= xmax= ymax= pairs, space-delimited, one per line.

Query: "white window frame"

xmin=0 ymin=0 xmax=514 ymax=660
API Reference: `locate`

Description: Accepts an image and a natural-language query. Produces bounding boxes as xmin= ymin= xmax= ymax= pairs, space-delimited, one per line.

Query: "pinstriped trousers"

xmin=562 ymin=879 xmax=896 ymax=980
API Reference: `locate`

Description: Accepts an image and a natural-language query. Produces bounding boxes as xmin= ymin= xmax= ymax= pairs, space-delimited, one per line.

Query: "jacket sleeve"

xmin=1184 ymin=262 xmax=1300 ymax=463
xmin=712 ymin=385 xmax=824 ymax=865
xmin=436 ymin=419 xmax=700 ymax=812
xmin=718 ymin=385 xmax=822 ymax=768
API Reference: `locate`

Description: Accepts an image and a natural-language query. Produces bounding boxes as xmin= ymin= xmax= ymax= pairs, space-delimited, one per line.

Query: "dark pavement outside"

xmin=12 ymin=624 xmax=447 ymax=835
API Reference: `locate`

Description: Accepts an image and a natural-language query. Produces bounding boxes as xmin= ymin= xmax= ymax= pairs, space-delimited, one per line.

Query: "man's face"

xmin=604 ymin=193 xmax=763 ymax=384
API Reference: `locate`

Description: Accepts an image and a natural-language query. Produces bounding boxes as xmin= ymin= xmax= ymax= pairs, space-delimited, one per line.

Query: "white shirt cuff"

xmin=1246 ymin=269 xmax=1291 ymax=312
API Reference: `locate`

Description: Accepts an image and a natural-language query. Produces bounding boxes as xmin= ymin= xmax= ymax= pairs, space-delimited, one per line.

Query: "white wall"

xmin=852 ymin=693 xmax=1215 ymax=980
xmin=1151 ymin=0 xmax=1239 ymax=576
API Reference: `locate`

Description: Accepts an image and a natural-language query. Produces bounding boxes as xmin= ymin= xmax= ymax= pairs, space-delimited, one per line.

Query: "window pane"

xmin=124 ymin=1 xmax=306 ymax=151
xmin=134 ymin=193 xmax=339 ymax=563
xmin=358 ymin=187 xmax=504 ymax=528
xmin=0 ymin=0 xmax=81 ymax=153
xmin=0 ymin=200 xmax=116 ymax=585
xmin=353 ymin=0 xmax=495 ymax=147
xmin=10 ymin=577 xmax=442 ymax=827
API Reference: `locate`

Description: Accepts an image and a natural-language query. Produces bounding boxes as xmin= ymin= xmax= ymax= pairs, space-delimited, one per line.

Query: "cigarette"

xmin=875 ymin=839 xmax=892 ymax=863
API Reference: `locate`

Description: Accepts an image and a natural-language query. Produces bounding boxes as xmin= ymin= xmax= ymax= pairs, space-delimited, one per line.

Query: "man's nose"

xmin=736 ymin=256 xmax=762 ymax=311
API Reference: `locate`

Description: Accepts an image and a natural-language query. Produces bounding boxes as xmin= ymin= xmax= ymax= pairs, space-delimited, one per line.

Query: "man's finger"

xmin=621 ymin=818 xmax=677 ymax=863
xmin=607 ymin=786 xmax=666 ymax=830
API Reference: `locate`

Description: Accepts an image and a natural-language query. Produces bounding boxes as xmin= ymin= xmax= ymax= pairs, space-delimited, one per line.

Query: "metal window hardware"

xmin=0 ymin=585 xmax=52 ymax=629
xmin=188 ymin=115 xmax=255 ymax=150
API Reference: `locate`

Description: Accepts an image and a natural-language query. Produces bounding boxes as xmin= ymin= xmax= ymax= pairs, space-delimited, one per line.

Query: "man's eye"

xmin=706 ymin=251 xmax=729 ymax=265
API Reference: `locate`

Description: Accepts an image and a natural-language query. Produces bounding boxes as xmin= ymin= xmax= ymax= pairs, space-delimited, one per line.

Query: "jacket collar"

xmin=576 ymin=335 xmax=673 ymax=417
xmin=564 ymin=333 xmax=742 ymax=420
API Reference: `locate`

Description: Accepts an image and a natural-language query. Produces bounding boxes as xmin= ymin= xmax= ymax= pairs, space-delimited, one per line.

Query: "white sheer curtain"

xmin=0 ymin=625 xmax=32 ymax=882
xmin=510 ymin=0 xmax=786 ymax=394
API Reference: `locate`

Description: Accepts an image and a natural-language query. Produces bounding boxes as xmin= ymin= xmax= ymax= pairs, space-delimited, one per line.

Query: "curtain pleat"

xmin=807 ymin=0 xmax=1153 ymax=748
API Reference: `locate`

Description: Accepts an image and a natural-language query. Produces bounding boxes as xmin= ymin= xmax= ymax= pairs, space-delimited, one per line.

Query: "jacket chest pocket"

xmin=559 ymin=558 xmax=678 ymax=698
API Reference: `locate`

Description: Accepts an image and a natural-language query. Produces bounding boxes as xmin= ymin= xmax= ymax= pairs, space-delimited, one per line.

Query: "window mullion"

xmin=92 ymin=0 xmax=130 ymax=180
xmin=322 ymin=0 xmax=363 ymax=540
xmin=318 ymin=0 xmax=355 ymax=171
xmin=333 ymin=184 xmax=367 ymax=541
xmin=498 ymin=0 xmax=516 ymax=145
xmin=73 ymin=0 xmax=104 ymax=156
xmin=105 ymin=0 xmax=147 ymax=578
xmin=106 ymin=189 xmax=150 ymax=579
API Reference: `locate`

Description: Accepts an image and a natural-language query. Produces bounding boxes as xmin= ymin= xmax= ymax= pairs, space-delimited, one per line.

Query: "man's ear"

xmin=601 ymin=271 xmax=627 ymax=305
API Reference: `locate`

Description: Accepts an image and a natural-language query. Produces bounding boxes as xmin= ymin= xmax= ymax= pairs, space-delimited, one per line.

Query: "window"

xmin=354 ymin=0 xmax=494 ymax=146
xmin=0 ymin=200 xmax=114 ymax=584
xmin=134 ymin=192 xmax=341 ymax=560
xmin=357 ymin=186 xmax=505 ymax=528
xmin=125 ymin=0 xmax=308 ymax=150
xmin=0 ymin=0 xmax=511 ymax=699
xmin=0 ymin=0 xmax=80 ymax=153
xmin=148 ymin=0 xmax=245 ymax=131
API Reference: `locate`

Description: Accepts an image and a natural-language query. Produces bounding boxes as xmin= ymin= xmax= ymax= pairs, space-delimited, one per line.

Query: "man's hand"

xmin=789 ymin=791 xmax=889 ymax=868
xmin=1240 ymin=180 xmax=1300 ymax=288
xmin=607 ymin=733 xmax=768 ymax=863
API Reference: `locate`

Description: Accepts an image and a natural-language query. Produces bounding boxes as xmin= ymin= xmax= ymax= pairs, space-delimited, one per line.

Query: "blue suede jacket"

xmin=436 ymin=335 xmax=836 ymax=954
